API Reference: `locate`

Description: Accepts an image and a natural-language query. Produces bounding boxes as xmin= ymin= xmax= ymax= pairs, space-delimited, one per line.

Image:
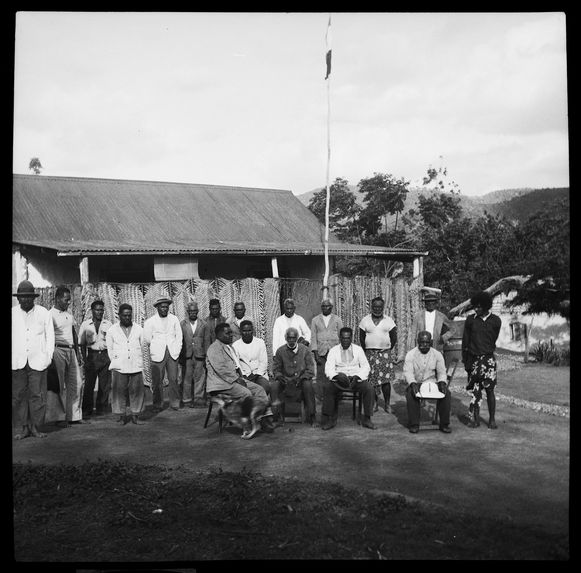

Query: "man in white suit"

xmin=12 ymin=280 xmax=55 ymax=439
xmin=143 ymin=296 xmax=183 ymax=412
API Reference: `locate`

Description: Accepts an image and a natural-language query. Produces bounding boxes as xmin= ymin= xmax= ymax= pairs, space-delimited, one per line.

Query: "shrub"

xmin=529 ymin=341 xmax=570 ymax=366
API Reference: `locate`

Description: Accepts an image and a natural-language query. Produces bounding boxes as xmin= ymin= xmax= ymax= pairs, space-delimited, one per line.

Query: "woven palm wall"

xmin=36 ymin=274 xmax=422 ymax=384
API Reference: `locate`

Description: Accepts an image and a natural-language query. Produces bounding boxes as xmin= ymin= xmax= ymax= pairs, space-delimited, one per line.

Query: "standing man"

xmin=12 ymin=280 xmax=55 ymax=439
xmin=227 ymin=301 xmax=250 ymax=342
xmin=462 ymin=291 xmax=502 ymax=429
xmin=272 ymin=298 xmax=311 ymax=357
xmin=272 ymin=327 xmax=317 ymax=426
xmin=205 ymin=298 xmax=226 ymax=345
xmin=411 ymin=289 xmax=454 ymax=353
xmin=205 ymin=322 xmax=275 ymax=432
xmin=46 ymin=286 xmax=87 ymax=426
xmin=106 ymin=303 xmax=145 ymax=425
xmin=359 ymin=297 xmax=397 ymax=414
xmin=404 ymin=331 xmax=452 ymax=434
xmin=79 ymin=299 xmax=112 ymax=419
xmin=310 ymin=297 xmax=343 ymax=403
xmin=143 ymin=296 xmax=183 ymax=412
xmin=321 ymin=327 xmax=375 ymax=430
xmin=179 ymin=301 xmax=211 ymax=408
xmin=232 ymin=320 xmax=270 ymax=394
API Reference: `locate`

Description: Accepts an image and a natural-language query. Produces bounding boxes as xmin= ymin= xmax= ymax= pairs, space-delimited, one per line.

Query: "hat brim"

xmin=416 ymin=382 xmax=445 ymax=399
xmin=154 ymin=298 xmax=172 ymax=306
xmin=13 ymin=292 xmax=40 ymax=297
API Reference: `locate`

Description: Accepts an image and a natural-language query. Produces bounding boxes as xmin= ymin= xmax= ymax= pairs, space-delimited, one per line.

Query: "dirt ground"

xmin=12 ymin=364 xmax=570 ymax=554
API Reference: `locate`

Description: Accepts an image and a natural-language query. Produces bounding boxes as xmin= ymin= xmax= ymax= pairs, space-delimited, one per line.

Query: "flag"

xmin=325 ymin=16 xmax=332 ymax=80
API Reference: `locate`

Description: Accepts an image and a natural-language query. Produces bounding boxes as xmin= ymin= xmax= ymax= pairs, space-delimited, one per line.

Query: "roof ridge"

xmin=12 ymin=173 xmax=291 ymax=193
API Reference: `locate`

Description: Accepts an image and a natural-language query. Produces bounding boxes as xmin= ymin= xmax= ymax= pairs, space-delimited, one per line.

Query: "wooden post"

xmin=523 ymin=323 xmax=529 ymax=363
xmin=271 ymin=257 xmax=279 ymax=278
xmin=79 ymin=256 xmax=89 ymax=284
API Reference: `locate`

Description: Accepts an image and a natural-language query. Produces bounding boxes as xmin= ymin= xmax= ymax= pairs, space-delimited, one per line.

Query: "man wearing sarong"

xmin=462 ymin=291 xmax=502 ymax=429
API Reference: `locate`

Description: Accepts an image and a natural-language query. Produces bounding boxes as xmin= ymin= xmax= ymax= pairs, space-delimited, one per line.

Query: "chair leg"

xmin=352 ymin=393 xmax=356 ymax=420
xmin=280 ymin=401 xmax=286 ymax=424
xmin=203 ymin=401 xmax=213 ymax=428
xmin=218 ymin=409 xmax=224 ymax=433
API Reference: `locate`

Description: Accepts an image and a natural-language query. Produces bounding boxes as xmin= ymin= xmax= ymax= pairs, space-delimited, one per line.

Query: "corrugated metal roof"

xmin=13 ymin=174 xmax=427 ymax=259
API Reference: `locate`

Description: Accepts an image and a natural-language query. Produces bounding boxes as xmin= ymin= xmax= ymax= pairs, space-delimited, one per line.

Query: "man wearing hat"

xmin=411 ymin=288 xmax=454 ymax=354
xmin=12 ymin=280 xmax=55 ymax=439
xmin=321 ymin=327 xmax=376 ymax=430
xmin=404 ymin=330 xmax=452 ymax=434
xmin=143 ymin=296 xmax=183 ymax=412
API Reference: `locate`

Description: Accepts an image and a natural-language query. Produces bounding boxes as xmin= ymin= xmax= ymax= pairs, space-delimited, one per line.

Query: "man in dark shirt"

xmin=272 ymin=327 xmax=317 ymax=426
xmin=204 ymin=299 xmax=227 ymax=345
xmin=461 ymin=291 xmax=502 ymax=429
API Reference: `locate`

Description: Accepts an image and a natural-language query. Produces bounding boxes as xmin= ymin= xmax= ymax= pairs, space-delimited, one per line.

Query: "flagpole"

xmin=323 ymin=15 xmax=332 ymax=300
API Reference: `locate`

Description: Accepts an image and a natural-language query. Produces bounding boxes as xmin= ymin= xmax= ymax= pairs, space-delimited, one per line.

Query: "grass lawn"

xmin=497 ymin=363 xmax=569 ymax=407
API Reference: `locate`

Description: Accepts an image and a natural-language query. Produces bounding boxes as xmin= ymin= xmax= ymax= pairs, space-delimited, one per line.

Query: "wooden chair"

xmin=331 ymin=379 xmax=363 ymax=424
xmin=203 ymin=392 xmax=226 ymax=433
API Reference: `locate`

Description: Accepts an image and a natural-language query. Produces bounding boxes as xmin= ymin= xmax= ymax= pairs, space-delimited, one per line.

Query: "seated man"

xmin=206 ymin=322 xmax=275 ymax=433
xmin=404 ymin=330 xmax=452 ymax=434
xmin=322 ymin=327 xmax=376 ymax=430
xmin=271 ymin=327 xmax=317 ymax=426
xmin=232 ymin=320 xmax=270 ymax=395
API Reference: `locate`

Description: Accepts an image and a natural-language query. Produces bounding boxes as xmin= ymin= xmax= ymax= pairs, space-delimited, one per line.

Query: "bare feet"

xmin=30 ymin=426 xmax=47 ymax=438
xmin=14 ymin=427 xmax=31 ymax=440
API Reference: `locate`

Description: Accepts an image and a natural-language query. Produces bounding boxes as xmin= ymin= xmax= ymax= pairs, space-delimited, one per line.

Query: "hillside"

xmin=296 ymin=186 xmax=569 ymax=224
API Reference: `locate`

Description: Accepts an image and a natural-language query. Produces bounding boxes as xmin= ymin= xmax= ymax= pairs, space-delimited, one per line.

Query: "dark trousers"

xmin=405 ymin=385 xmax=451 ymax=428
xmin=151 ymin=347 xmax=180 ymax=408
xmin=314 ymin=355 xmax=327 ymax=401
xmin=322 ymin=374 xmax=375 ymax=418
xmin=12 ymin=364 xmax=47 ymax=428
xmin=245 ymin=373 xmax=271 ymax=395
xmin=82 ymin=350 xmax=111 ymax=416
xmin=270 ymin=376 xmax=316 ymax=417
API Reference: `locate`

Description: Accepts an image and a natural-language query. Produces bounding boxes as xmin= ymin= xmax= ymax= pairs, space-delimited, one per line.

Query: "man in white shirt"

xmin=12 ymin=280 xmax=55 ymax=439
xmin=322 ymin=327 xmax=376 ymax=430
xmin=272 ymin=298 xmax=311 ymax=357
xmin=143 ymin=296 xmax=183 ymax=412
xmin=232 ymin=320 xmax=270 ymax=394
xmin=46 ymin=285 xmax=86 ymax=427
xmin=79 ymin=299 xmax=112 ymax=418
xmin=106 ymin=303 xmax=145 ymax=425
xmin=227 ymin=301 xmax=250 ymax=343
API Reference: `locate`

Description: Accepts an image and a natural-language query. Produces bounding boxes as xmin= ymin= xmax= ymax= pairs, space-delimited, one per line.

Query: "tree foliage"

xmin=306 ymin=164 xmax=569 ymax=318
xmin=29 ymin=157 xmax=43 ymax=175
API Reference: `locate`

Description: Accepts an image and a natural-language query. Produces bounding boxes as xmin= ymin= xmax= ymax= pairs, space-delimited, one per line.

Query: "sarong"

xmin=466 ymin=353 xmax=497 ymax=407
xmin=365 ymin=348 xmax=394 ymax=396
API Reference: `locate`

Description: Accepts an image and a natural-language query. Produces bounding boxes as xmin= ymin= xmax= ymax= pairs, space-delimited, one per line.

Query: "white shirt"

xmin=12 ymin=304 xmax=55 ymax=371
xmin=358 ymin=314 xmax=396 ymax=349
xmin=325 ymin=343 xmax=370 ymax=380
xmin=272 ymin=313 xmax=311 ymax=356
xmin=79 ymin=318 xmax=113 ymax=351
xmin=142 ymin=313 xmax=183 ymax=361
xmin=50 ymin=306 xmax=76 ymax=345
xmin=232 ymin=336 xmax=269 ymax=379
xmin=106 ymin=322 xmax=144 ymax=374
xmin=424 ymin=310 xmax=436 ymax=338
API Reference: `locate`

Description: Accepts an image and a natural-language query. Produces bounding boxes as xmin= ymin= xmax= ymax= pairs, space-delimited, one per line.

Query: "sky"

xmin=13 ymin=11 xmax=569 ymax=197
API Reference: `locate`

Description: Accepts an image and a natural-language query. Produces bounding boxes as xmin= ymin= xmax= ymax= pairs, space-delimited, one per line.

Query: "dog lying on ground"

xmin=213 ymin=395 xmax=275 ymax=439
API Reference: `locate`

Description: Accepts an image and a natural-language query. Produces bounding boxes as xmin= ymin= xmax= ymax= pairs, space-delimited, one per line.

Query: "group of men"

xmin=12 ymin=279 xmax=501 ymax=438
